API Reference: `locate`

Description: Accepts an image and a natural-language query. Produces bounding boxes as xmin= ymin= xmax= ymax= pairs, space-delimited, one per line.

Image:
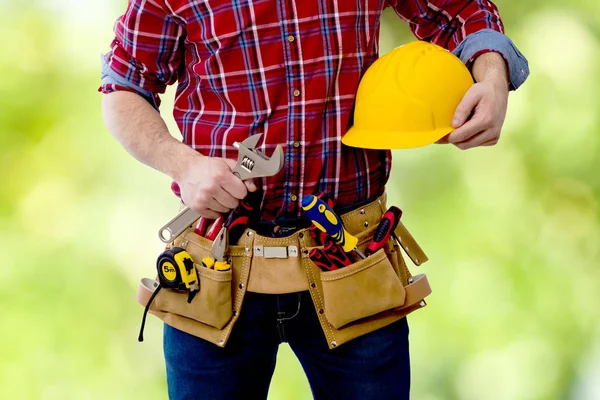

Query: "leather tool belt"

xmin=137 ymin=193 xmax=432 ymax=349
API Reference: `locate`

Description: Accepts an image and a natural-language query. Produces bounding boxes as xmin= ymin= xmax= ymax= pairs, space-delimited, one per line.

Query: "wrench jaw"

xmin=239 ymin=133 xmax=263 ymax=150
xmin=232 ymin=134 xmax=285 ymax=181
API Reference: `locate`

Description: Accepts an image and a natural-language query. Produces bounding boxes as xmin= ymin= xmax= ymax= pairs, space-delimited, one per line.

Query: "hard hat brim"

xmin=342 ymin=125 xmax=454 ymax=150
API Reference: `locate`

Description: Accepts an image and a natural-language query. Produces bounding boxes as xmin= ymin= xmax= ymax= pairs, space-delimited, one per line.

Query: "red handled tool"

xmin=316 ymin=191 xmax=335 ymax=208
xmin=225 ymin=189 xmax=262 ymax=245
xmin=171 ymin=181 xmax=181 ymax=198
xmin=308 ymin=225 xmax=328 ymax=246
xmin=323 ymin=238 xmax=352 ymax=268
xmin=365 ymin=206 xmax=403 ymax=256
xmin=194 ymin=217 xmax=209 ymax=237
xmin=308 ymin=248 xmax=337 ymax=271
xmin=205 ymin=216 xmax=224 ymax=241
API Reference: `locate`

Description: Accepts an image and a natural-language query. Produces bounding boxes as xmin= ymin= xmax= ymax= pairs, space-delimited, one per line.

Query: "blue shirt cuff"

xmin=452 ymin=29 xmax=530 ymax=90
xmin=101 ymin=56 xmax=158 ymax=108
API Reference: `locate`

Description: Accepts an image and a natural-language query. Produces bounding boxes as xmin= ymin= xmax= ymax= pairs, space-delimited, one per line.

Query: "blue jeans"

xmin=164 ymin=291 xmax=410 ymax=399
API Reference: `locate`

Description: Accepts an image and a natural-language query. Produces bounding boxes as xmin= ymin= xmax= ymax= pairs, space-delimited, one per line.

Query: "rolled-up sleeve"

xmin=389 ymin=0 xmax=529 ymax=90
xmin=98 ymin=0 xmax=185 ymax=108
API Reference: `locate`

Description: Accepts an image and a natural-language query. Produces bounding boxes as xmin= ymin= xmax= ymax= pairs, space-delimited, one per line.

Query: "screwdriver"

xmin=323 ymin=238 xmax=352 ymax=268
xmin=365 ymin=206 xmax=403 ymax=256
xmin=301 ymin=194 xmax=366 ymax=259
xmin=308 ymin=248 xmax=337 ymax=271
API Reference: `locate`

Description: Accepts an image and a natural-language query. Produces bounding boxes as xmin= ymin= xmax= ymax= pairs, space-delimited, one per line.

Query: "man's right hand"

xmin=177 ymin=155 xmax=257 ymax=219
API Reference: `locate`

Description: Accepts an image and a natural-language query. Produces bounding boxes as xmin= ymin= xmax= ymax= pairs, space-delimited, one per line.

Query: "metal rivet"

xmin=319 ymin=309 xmax=324 ymax=314
xmin=181 ymin=240 xmax=188 ymax=248
xmin=239 ymin=283 xmax=244 ymax=289
xmin=359 ymin=209 xmax=365 ymax=215
xmin=247 ymin=231 xmax=253 ymax=236
xmin=244 ymin=247 xmax=250 ymax=254
xmin=378 ymin=200 xmax=382 ymax=205
xmin=408 ymin=277 xmax=414 ymax=284
xmin=310 ymin=283 xmax=316 ymax=288
xmin=232 ymin=310 xmax=237 ymax=316
xmin=331 ymin=341 xmax=337 ymax=347
xmin=405 ymin=246 xmax=409 ymax=252
xmin=219 ymin=340 xmax=225 ymax=345
xmin=299 ymin=233 xmax=304 ymax=239
xmin=415 ymin=258 xmax=419 ymax=264
xmin=303 ymin=249 xmax=309 ymax=255
xmin=363 ymin=221 xmax=369 ymax=227
xmin=419 ymin=301 xmax=426 ymax=307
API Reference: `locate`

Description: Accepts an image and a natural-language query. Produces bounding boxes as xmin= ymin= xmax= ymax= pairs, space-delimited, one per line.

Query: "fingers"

xmin=452 ymin=86 xmax=482 ymax=129
xmin=213 ymin=187 xmax=240 ymax=210
xmin=196 ymin=209 xmax=222 ymax=220
xmin=454 ymin=129 xmax=500 ymax=150
xmin=221 ymin=158 xmax=249 ymax=199
xmin=222 ymin=157 xmax=258 ymax=192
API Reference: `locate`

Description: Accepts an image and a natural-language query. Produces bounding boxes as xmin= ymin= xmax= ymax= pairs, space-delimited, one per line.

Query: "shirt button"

xmin=293 ymin=141 xmax=300 ymax=148
xmin=287 ymin=35 xmax=295 ymax=43
xmin=293 ymin=89 xmax=300 ymax=97
xmin=291 ymin=194 xmax=298 ymax=202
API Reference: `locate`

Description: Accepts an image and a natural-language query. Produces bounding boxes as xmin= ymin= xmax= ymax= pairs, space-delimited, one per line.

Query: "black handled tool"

xmin=308 ymin=248 xmax=337 ymax=271
xmin=225 ymin=189 xmax=262 ymax=244
xmin=365 ymin=206 xmax=403 ymax=256
xmin=323 ymin=238 xmax=352 ymax=268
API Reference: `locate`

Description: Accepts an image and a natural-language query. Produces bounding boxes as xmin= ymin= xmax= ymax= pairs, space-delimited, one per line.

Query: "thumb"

xmin=452 ymin=87 xmax=481 ymax=128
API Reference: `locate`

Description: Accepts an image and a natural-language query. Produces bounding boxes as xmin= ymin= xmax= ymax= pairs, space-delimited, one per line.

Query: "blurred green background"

xmin=1 ymin=0 xmax=599 ymax=399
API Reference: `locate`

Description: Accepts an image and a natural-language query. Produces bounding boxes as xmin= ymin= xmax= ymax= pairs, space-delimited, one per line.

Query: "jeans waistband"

xmin=249 ymin=195 xmax=380 ymax=237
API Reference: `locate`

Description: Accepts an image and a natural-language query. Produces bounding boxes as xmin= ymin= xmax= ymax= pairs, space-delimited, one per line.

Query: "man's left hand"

xmin=438 ymin=52 xmax=510 ymax=150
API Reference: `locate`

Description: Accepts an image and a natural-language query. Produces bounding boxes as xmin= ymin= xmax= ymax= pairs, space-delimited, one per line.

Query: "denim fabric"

xmin=163 ymin=291 xmax=411 ymax=400
xmin=452 ymin=28 xmax=530 ymax=90
xmin=100 ymin=56 xmax=157 ymax=108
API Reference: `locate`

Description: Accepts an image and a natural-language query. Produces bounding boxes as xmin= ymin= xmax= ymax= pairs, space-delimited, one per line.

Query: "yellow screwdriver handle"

xmin=201 ymin=256 xmax=215 ymax=269
xmin=213 ymin=260 xmax=231 ymax=272
xmin=301 ymin=195 xmax=358 ymax=252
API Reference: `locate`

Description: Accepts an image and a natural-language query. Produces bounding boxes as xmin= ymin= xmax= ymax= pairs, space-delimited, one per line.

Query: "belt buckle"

xmin=254 ymin=245 xmax=299 ymax=259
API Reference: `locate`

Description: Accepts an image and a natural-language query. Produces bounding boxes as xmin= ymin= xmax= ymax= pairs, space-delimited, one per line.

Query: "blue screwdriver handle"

xmin=301 ymin=195 xmax=358 ymax=253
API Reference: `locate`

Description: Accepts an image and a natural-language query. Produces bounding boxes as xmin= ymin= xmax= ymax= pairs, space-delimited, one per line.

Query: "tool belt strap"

xmin=243 ymin=192 xmax=428 ymax=294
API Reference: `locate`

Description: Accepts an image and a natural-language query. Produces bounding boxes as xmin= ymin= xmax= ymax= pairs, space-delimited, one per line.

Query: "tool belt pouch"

xmin=320 ymin=249 xmax=405 ymax=329
xmin=151 ymin=265 xmax=232 ymax=330
xmin=137 ymin=228 xmax=253 ymax=347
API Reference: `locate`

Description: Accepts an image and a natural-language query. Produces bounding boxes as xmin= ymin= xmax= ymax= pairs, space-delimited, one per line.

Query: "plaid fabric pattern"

xmin=100 ymin=0 xmax=504 ymax=219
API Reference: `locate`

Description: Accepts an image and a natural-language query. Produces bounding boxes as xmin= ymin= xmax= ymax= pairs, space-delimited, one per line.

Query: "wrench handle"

xmin=158 ymin=207 xmax=201 ymax=243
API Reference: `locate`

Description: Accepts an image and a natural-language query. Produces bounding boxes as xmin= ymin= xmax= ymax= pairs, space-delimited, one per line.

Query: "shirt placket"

xmin=279 ymin=0 xmax=303 ymax=216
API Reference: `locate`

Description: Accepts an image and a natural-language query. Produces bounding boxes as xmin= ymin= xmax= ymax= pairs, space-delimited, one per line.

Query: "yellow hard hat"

xmin=342 ymin=41 xmax=474 ymax=149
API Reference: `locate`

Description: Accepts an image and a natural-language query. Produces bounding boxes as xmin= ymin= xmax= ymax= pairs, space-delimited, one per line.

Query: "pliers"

xmin=201 ymin=226 xmax=231 ymax=271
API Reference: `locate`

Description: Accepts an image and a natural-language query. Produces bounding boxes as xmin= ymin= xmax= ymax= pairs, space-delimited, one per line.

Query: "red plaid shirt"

xmin=101 ymin=0 xmax=505 ymax=219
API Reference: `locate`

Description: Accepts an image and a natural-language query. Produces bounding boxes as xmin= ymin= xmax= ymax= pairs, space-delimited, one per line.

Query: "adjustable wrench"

xmin=158 ymin=134 xmax=284 ymax=243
